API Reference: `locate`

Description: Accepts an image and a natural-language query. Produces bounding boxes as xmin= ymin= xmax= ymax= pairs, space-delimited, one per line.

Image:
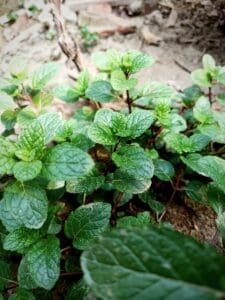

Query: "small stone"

xmin=128 ymin=0 xmax=143 ymax=15
xmin=140 ymin=26 xmax=162 ymax=45
xmin=145 ymin=10 xmax=164 ymax=27
xmin=50 ymin=47 xmax=61 ymax=61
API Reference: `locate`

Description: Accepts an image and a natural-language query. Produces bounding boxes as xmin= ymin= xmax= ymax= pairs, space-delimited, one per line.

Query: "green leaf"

xmin=81 ymin=226 xmax=225 ymax=300
xmin=191 ymin=69 xmax=212 ymax=87
xmin=66 ymin=170 xmax=105 ymax=193
xmin=92 ymin=49 xmax=121 ymax=72
xmin=32 ymin=63 xmax=60 ymax=89
xmin=3 ymin=228 xmax=41 ymax=254
xmin=139 ymin=81 xmax=176 ymax=105
xmin=181 ymin=153 xmax=203 ymax=174
xmin=0 ymin=92 xmax=16 ymax=110
xmin=0 ymin=260 xmax=10 ymax=292
xmin=26 ymin=236 xmax=60 ymax=290
xmin=9 ymin=289 xmax=35 ymax=300
xmin=16 ymin=107 xmax=37 ymax=126
xmin=66 ymin=280 xmax=90 ymax=300
xmin=194 ymin=156 xmax=225 ymax=193
xmin=37 ymin=112 xmax=64 ymax=144
xmin=54 ymin=85 xmax=79 ymax=103
xmin=16 ymin=121 xmax=45 ymax=161
xmin=193 ymin=96 xmax=214 ymax=124
xmin=86 ymin=80 xmax=114 ymax=103
xmin=88 ymin=123 xmax=117 ymax=145
xmin=112 ymin=144 xmax=154 ymax=194
xmin=0 ymin=182 xmax=48 ymax=231
xmin=216 ymin=67 xmax=225 ymax=84
xmin=130 ymin=53 xmax=155 ymax=73
xmin=138 ymin=192 xmax=164 ymax=215
xmin=126 ymin=109 xmax=154 ymax=138
xmin=202 ymin=54 xmax=216 ymax=73
xmin=154 ymin=159 xmax=175 ymax=181
xmin=18 ymin=257 xmax=39 ymax=289
xmin=181 ymin=85 xmax=203 ymax=106
xmin=13 ymin=160 xmax=42 ymax=182
xmin=117 ymin=212 xmax=151 ymax=228
xmin=0 ymin=136 xmax=17 ymax=175
xmin=75 ymin=69 xmax=89 ymax=95
xmin=65 ymin=202 xmax=111 ymax=250
xmin=110 ymin=69 xmax=137 ymax=91
xmin=42 ymin=143 xmax=94 ymax=181
xmin=1 ymin=109 xmax=17 ymax=130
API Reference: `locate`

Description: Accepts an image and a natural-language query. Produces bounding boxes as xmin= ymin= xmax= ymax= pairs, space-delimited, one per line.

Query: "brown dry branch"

xmin=49 ymin=0 xmax=84 ymax=72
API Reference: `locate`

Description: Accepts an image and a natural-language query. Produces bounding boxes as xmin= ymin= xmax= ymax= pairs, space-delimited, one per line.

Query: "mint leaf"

xmin=16 ymin=107 xmax=36 ymax=126
xmin=54 ymin=85 xmax=79 ymax=103
xmin=75 ymin=69 xmax=89 ymax=95
xmin=66 ymin=170 xmax=105 ymax=193
xmin=0 ymin=182 xmax=48 ymax=231
xmin=112 ymin=144 xmax=154 ymax=194
xmin=42 ymin=143 xmax=94 ymax=180
xmin=1 ymin=109 xmax=17 ymax=130
xmin=0 ymin=136 xmax=17 ymax=175
xmin=117 ymin=211 xmax=151 ymax=228
xmin=191 ymin=69 xmax=212 ymax=87
xmin=26 ymin=236 xmax=60 ymax=290
xmin=37 ymin=112 xmax=64 ymax=144
xmin=110 ymin=69 xmax=137 ymax=91
xmin=66 ymin=280 xmax=90 ymax=300
xmin=16 ymin=121 xmax=44 ymax=161
xmin=154 ymin=159 xmax=175 ymax=181
xmin=81 ymin=226 xmax=225 ymax=300
xmin=202 ymin=54 xmax=216 ymax=73
xmin=86 ymin=80 xmax=113 ymax=103
xmin=88 ymin=123 xmax=117 ymax=145
xmin=18 ymin=257 xmax=38 ymax=290
xmin=130 ymin=53 xmax=155 ymax=73
xmin=3 ymin=228 xmax=41 ymax=254
xmin=126 ymin=109 xmax=154 ymax=138
xmin=139 ymin=81 xmax=176 ymax=105
xmin=65 ymin=202 xmax=111 ymax=250
xmin=32 ymin=63 xmax=60 ymax=89
xmin=13 ymin=160 xmax=42 ymax=182
xmin=193 ymin=96 xmax=214 ymax=124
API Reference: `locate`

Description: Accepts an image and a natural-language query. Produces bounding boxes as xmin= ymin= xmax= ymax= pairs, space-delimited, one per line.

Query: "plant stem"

xmin=126 ymin=90 xmax=132 ymax=114
xmin=111 ymin=191 xmax=123 ymax=219
xmin=208 ymin=87 xmax=212 ymax=104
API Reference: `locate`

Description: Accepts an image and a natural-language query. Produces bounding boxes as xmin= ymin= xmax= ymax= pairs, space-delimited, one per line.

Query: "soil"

xmin=1 ymin=0 xmax=225 ymax=245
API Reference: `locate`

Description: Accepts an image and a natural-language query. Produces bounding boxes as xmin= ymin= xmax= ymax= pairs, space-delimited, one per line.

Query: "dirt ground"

xmin=1 ymin=0 xmax=225 ymax=244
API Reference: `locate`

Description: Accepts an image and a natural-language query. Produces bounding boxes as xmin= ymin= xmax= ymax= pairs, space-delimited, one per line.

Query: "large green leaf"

xmin=42 ymin=143 xmax=94 ymax=180
xmin=65 ymin=202 xmax=111 ymax=250
xmin=26 ymin=236 xmax=60 ymax=290
xmin=126 ymin=109 xmax=154 ymax=138
xmin=0 ymin=182 xmax=48 ymax=231
xmin=191 ymin=69 xmax=212 ymax=87
xmin=54 ymin=84 xmax=80 ymax=103
xmin=37 ymin=112 xmax=64 ymax=144
xmin=81 ymin=226 xmax=225 ymax=300
xmin=88 ymin=123 xmax=117 ymax=145
xmin=13 ymin=160 xmax=42 ymax=182
xmin=0 ymin=92 xmax=16 ymax=110
xmin=85 ymin=80 xmax=114 ymax=103
xmin=3 ymin=228 xmax=41 ymax=254
xmin=32 ymin=63 xmax=60 ymax=89
xmin=193 ymin=97 xmax=214 ymax=124
xmin=66 ymin=170 xmax=105 ymax=193
xmin=154 ymin=159 xmax=175 ymax=181
xmin=112 ymin=144 xmax=154 ymax=194
xmin=16 ymin=121 xmax=45 ymax=161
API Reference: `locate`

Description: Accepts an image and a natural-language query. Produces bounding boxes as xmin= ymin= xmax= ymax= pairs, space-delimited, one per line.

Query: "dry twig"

xmin=49 ymin=0 xmax=84 ymax=71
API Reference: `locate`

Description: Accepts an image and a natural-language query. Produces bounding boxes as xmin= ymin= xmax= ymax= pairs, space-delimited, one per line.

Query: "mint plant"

xmin=1 ymin=51 xmax=225 ymax=299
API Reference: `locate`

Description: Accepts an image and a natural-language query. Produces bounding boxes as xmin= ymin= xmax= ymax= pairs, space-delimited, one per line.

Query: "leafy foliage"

xmin=1 ymin=51 xmax=225 ymax=299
